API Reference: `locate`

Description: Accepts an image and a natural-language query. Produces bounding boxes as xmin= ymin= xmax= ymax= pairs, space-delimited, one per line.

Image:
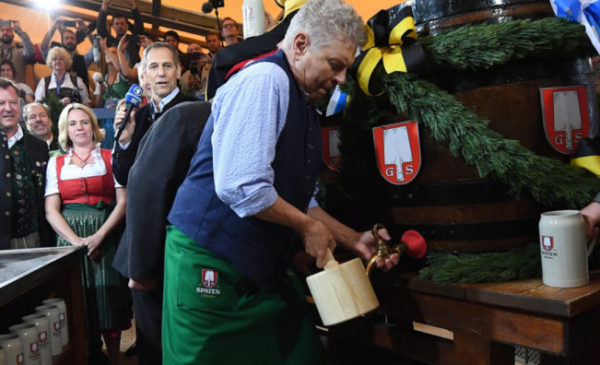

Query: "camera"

xmin=70 ymin=89 xmax=82 ymax=104
xmin=209 ymin=0 xmax=224 ymax=8
xmin=62 ymin=20 xmax=77 ymax=27
xmin=202 ymin=0 xmax=224 ymax=13
xmin=0 ymin=20 xmax=11 ymax=27
xmin=188 ymin=52 xmax=209 ymax=75
xmin=188 ymin=52 xmax=205 ymax=61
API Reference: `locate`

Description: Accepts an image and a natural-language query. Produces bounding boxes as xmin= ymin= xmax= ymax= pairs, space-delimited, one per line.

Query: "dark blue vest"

xmin=168 ymin=50 xmax=322 ymax=287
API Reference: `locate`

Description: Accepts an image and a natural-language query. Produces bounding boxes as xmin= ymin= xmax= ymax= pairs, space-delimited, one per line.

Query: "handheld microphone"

xmin=92 ymin=72 xmax=105 ymax=85
xmin=202 ymin=1 xmax=214 ymax=13
xmin=114 ymin=84 xmax=143 ymax=142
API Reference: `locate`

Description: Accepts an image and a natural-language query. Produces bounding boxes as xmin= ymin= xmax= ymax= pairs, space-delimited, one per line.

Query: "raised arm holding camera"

xmin=180 ymin=43 xmax=210 ymax=100
xmin=0 ymin=20 xmax=35 ymax=85
xmin=98 ymin=0 xmax=144 ymax=67
xmin=40 ymin=17 xmax=94 ymax=90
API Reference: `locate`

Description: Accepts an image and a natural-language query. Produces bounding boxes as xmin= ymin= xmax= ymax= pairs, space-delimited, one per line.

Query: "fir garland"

xmin=383 ymin=71 xmax=600 ymax=208
xmin=421 ymin=17 xmax=594 ymax=72
xmin=331 ymin=17 xmax=600 ymax=284
xmin=419 ymin=244 xmax=541 ymax=285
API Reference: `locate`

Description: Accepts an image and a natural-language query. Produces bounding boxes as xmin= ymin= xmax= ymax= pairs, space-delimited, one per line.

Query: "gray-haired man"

xmin=163 ymin=0 xmax=399 ymax=363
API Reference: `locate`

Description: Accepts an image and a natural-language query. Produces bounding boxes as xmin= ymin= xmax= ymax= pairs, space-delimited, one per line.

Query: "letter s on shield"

xmin=372 ymin=121 xmax=421 ymax=185
xmin=540 ymin=85 xmax=590 ymax=154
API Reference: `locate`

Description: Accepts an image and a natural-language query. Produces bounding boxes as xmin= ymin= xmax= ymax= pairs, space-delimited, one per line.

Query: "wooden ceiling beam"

xmin=0 ymin=0 xmax=224 ymax=48
xmin=1 ymin=0 xmax=222 ymax=36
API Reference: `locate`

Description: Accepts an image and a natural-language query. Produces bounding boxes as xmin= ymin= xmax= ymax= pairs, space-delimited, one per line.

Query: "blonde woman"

xmin=44 ymin=103 xmax=130 ymax=364
xmin=35 ymin=46 xmax=90 ymax=105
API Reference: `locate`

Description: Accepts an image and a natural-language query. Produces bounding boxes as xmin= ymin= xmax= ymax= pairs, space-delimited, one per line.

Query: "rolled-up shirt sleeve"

xmin=212 ymin=62 xmax=289 ymax=218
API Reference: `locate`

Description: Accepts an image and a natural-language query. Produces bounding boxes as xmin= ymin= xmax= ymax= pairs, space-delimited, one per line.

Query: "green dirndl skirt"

xmin=162 ymin=225 xmax=328 ymax=365
xmin=57 ymin=202 xmax=131 ymax=332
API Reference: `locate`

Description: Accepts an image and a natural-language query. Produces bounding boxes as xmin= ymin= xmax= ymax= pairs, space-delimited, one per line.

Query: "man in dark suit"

xmin=111 ymin=42 xmax=195 ymax=364
xmin=113 ymin=101 xmax=210 ymax=365
xmin=112 ymin=42 xmax=195 ymax=186
xmin=0 ymin=78 xmax=53 ymax=249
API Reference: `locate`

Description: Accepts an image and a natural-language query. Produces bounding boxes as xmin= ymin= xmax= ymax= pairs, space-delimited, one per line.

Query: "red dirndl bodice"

xmin=56 ymin=148 xmax=115 ymax=205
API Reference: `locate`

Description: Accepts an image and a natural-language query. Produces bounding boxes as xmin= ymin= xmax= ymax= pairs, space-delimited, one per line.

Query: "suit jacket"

xmin=112 ymin=91 xmax=196 ymax=185
xmin=0 ymin=132 xmax=54 ymax=249
xmin=48 ymin=137 xmax=61 ymax=152
xmin=112 ymin=101 xmax=212 ymax=280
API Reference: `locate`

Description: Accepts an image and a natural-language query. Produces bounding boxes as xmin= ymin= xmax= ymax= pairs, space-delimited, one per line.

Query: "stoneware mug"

xmin=0 ymin=333 xmax=24 ymax=365
xmin=8 ymin=324 xmax=39 ymax=365
xmin=41 ymin=299 xmax=67 ymax=346
xmin=539 ymin=210 xmax=596 ymax=288
xmin=0 ymin=343 xmax=6 ymax=365
xmin=34 ymin=306 xmax=61 ymax=356
xmin=22 ymin=314 xmax=51 ymax=365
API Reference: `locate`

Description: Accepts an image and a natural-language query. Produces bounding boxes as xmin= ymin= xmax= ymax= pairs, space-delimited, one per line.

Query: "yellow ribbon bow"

xmin=357 ymin=5 xmax=423 ymax=95
xmin=274 ymin=0 xmax=306 ymax=21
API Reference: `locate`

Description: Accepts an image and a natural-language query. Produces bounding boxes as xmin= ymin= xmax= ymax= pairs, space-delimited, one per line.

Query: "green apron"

xmin=162 ymin=225 xmax=327 ymax=364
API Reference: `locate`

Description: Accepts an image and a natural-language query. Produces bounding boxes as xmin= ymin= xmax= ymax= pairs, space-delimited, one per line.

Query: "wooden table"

xmin=343 ymin=270 xmax=600 ymax=364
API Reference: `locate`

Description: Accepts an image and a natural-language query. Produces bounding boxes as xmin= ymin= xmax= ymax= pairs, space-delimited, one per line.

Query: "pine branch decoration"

xmin=419 ymin=244 xmax=541 ymax=285
xmin=421 ymin=17 xmax=594 ymax=71
xmin=382 ymin=71 xmax=600 ymax=208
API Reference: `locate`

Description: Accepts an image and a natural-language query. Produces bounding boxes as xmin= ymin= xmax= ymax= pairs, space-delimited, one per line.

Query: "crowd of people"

xmin=0 ymin=0 xmax=232 ymax=363
xmin=4 ymin=0 xmax=600 ymax=364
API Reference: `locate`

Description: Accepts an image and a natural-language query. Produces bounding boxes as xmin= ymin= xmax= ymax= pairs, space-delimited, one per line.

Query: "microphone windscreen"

xmin=92 ymin=72 xmax=104 ymax=84
xmin=202 ymin=2 xmax=214 ymax=13
xmin=124 ymin=84 xmax=143 ymax=107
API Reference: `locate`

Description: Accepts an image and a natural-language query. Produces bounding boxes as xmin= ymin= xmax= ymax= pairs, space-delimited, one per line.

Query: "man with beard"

xmin=40 ymin=18 xmax=94 ymax=90
xmin=23 ymin=102 xmax=60 ymax=151
xmin=0 ymin=20 xmax=35 ymax=85
xmin=0 ymin=78 xmax=53 ymax=250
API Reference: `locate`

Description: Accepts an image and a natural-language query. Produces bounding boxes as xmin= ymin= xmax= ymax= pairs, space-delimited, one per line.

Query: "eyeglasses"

xmin=27 ymin=113 xmax=48 ymax=121
xmin=222 ymin=23 xmax=236 ymax=29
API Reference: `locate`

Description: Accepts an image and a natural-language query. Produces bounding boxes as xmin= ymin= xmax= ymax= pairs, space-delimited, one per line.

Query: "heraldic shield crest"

xmin=321 ymin=127 xmax=341 ymax=172
xmin=202 ymin=268 xmax=218 ymax=288
xmin=540 ymin=85 xmax=590 ymax=154
xmin=372 ymin=121 xmax=421 ymax=185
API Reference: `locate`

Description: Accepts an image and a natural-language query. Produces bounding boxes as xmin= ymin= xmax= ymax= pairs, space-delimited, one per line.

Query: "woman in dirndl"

xmin=44 ymin=103 xmax=130 ymax=365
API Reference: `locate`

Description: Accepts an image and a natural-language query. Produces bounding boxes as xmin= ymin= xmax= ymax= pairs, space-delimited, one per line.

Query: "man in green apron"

xmin=164 ymin=0 xmax=399 ymax=363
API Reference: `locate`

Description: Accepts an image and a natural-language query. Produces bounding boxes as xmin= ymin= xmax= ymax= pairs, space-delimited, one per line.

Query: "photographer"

xmin=0 ymin=19 xmax=35 ymax=85
xmin=180 ymin=43 xmax=210 ymax=100
xmin=40 ymin=17 xmax=95 ymax=90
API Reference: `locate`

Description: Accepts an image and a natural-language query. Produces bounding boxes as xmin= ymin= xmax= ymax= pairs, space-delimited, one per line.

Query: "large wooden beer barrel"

xmin=333 ymin=0 xmax=597 ymax=253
